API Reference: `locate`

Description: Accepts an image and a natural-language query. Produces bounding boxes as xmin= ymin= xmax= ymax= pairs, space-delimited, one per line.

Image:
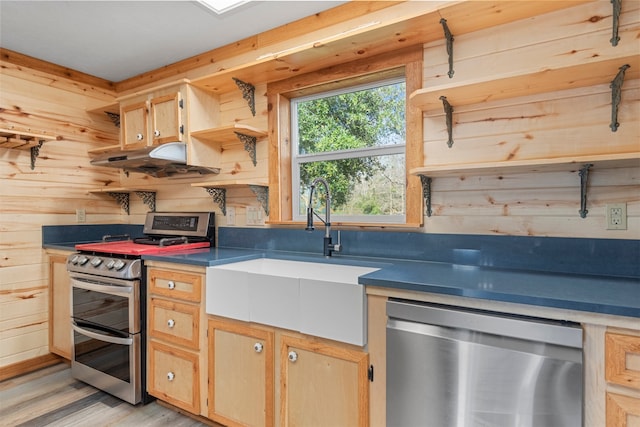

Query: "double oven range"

xmin=66 ymin=212 xmax=215 ymax=404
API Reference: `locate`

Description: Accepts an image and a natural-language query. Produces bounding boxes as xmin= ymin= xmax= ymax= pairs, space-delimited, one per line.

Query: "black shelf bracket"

xmin=205 ymin=187 xmax=227 ymax=216
xmin=610 ymin=64 xmax=630 ymax=132
xmin=418 ymin=175 xmax=433 ymax=217
xmin=578 ymin=164 xmax=593 ymax=218
xmin=30 ymin=140 xmax=45 ymax=170
xmin=233 ymin=78 xmax=256 ymax=116
xmin=107 ymin=192 xmax=130 ymax=215
xmin=135 ymin=191 xmax=156 ymax=212
xmin=440 ymin=18 xmax=455 ymax=78
xmin=440 ymin=96 xmax=454 ymax=148
xmin=235 ymin=132 xmax=258 ymax=166
xmin=611 ymin=0 xmax=622 ymax=46
xmin=249 ymin=185 xmax=269 ymax=216
xmin=105 ymin=112 xmax=121 ymax=128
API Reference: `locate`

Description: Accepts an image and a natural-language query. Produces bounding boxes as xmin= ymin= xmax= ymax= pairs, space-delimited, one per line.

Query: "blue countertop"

xmin=44 ymin=238 xmax=640 ymax=319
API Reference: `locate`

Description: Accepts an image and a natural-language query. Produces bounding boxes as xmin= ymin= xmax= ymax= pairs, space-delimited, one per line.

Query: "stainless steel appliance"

xmin=386 ymin=299 xmax=583 ymax=427
xmin=67 ymin=212 xmax=215 ymax=405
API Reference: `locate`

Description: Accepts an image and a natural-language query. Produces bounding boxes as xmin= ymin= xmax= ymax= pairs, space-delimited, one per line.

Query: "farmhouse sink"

xmin=206 ymin=258 xmax=379 ymax=345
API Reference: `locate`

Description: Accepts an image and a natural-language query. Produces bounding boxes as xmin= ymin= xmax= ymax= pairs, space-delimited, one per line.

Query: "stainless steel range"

xmin=66 ymin=212 xmax=215 ymax=405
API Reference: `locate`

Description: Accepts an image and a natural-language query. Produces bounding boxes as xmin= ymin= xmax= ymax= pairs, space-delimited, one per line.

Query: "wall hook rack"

xmin=233 ymin=77 xmax=256 ymax=116
xmin=578 ymin=164 xmax=593 ymax=218
xmin=419 ymin=175 xmax=433 ymax=217
xmin=610 ymin=64 xmax=630 ymax=132
xmin=440 ymin=96 xmax=454 ymax=148
xmin=440 ymin=18 xmax=455 ymax=78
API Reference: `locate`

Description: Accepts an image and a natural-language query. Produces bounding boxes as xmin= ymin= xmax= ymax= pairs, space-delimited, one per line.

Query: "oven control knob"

xmin=113 ymin=260 xmax=126 ymax=271
xmin=78 ymin=256 xmax=89 ymax=266
xmin=69 ymin=255 xmax=80 ymax=265
xmin=106 ymin=260 xmax=116 ymax=269
xmin=90 ymin=257 xmax=103 ymax=267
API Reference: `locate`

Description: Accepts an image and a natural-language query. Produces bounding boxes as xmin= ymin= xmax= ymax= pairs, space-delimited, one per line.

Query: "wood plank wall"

xmin=0 ymin=0 xmax=638 ymax=370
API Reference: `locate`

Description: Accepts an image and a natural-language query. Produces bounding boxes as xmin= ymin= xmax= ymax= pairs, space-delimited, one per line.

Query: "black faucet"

xmin=305 ymin=177 xmax=341 ymax=257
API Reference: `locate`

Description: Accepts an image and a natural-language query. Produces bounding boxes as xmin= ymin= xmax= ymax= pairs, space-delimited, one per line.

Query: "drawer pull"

xmin=154 ymin=129 xmax=161 ymax=137
xmin=254 ymin=342 xmax=263 ymax=353
xmin=136 ymin=133 xmax=144 ymax=141
xmin=167 ymin=319 xmax=175 ymax=328
xmin=167 ymin=371 xmax=175 ymax=381
xmin=288 ymin=351 xmax=298 ymax=363
xmin=167 ymin=281 xmax=176 ymax=290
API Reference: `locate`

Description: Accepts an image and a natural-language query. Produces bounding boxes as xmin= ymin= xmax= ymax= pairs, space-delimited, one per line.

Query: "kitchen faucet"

xmin=305 ymin=177 xmax=341 ymax=257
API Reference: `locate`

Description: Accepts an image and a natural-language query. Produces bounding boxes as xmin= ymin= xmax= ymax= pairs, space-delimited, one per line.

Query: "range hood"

xmin=90 ymin=142 xmax=220 ymax=178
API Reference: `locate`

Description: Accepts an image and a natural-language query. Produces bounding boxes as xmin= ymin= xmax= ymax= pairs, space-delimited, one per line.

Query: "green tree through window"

xmin=293 ymin=78 xmax=406 ymax=222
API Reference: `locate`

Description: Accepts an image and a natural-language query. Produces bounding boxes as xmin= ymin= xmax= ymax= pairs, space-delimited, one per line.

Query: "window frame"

xmin=267 ymin=46 xmax=424 ymax=227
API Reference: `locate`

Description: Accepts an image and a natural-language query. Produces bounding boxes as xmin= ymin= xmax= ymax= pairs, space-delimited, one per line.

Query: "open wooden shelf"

xmin=192 ymin=179 xmax=269 ymax=216
xmin=190 ymin=124 xmax=266 ymax=145
xmin=87 ymin=102 xmax=119 ymax=116
xmin=191 ymin=179 xmax=268 ymax=189
xmin=410 ymin=55 xmax=640 ymax=111
xmin=410 ymin=152 xmax=640 ymax=178
xmin=0 ymin=128 xmax=52 ymax=150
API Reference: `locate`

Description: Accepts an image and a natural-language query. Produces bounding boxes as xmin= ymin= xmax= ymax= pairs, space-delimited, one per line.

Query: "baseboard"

xmin=0 ymin=353 xmax=64 ymax=382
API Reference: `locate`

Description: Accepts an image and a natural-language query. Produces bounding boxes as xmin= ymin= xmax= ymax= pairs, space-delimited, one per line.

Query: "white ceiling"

xmin=0 ymin=0 xmax=345 ymax=82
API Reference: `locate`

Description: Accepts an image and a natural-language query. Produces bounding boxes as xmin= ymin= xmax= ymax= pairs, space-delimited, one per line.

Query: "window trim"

xmin=267 ymin=45 xmax=424 ymax=227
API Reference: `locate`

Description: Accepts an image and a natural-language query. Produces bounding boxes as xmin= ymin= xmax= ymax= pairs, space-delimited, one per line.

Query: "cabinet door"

xmin=606 ymin=392 xmax=640 ymax=427
xmin=49 ymin=254 xmax=71 ymax=359
xmin=150 ymin=92 xmax=182 ymax=145
xmin=208 ymin=318 xmax=274 ymax=427
xmin=120 ymin=101 xmax=148 ymax=149
xmin=280 ymin=335 xmax=369 ymax=427
xmin=148 ymin=339 xmax=199 ymax=414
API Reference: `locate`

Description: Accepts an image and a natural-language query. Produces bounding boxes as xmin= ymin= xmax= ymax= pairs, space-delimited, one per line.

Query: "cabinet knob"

xmin=154 ymin=130 xmax=161 ymax=137
xmin=288 ymin=351 xmax=298 ymax=363
xmin=167 ymin=371 xmax=175 ymax=381
xmin=136 ymin=133 xmax=144 ymax=141
xmin=167 ymin=281 xmax=175 ymax=290
xmin=254 ymin=342 xmax=263 ymax=353
xmin=167 ymin=319 xmax=175 ymax=328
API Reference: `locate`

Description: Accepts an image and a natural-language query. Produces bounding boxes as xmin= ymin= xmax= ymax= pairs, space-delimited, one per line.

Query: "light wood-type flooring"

xmin=0 ymin=363 xmax=214 ymax=426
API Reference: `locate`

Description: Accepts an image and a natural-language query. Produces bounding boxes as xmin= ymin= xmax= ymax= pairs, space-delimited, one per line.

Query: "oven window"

xmin=74 ymin=327 xmax=132 ymax=383
xmin=72 ymin=286 xmax=131 ymax=333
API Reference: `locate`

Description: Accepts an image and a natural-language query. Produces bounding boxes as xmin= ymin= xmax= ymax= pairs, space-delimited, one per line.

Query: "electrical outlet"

xmin=226 ymin=207 xmax=236 ymax=226
xmin=606 ymin=203 xmax=627 ymax=230
xmin=76 ymin=209 xmax=86 ymax=223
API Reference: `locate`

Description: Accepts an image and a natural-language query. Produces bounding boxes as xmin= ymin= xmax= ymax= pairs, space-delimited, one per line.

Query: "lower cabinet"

xmin=47 ymin=250 xmax=72 ymax=359
xmin=207 ymin=316 xmax=369 ymax=427
xmin=604 ymin=329 xmax=640 ymax=426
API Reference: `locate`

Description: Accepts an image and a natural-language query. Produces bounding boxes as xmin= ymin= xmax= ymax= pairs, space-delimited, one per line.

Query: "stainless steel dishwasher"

xmin=386 ymin=299 xmax=583 ymax=427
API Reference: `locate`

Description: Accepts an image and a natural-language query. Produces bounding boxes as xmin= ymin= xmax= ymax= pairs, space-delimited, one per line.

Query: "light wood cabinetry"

xmin=605 ymin=330 xmax=640 ymax=427
xmin=147 ymin=263 xmax=205 ymax=415
xmin=47 ymin=250 xmax=72 ymax=360
xmin=207 ymin=316 xmax=369 ymax=427
xmin=208 ymin=318 xmax=275 ymax=427
xmin=280 ymin=334 xmax=369 ymax=427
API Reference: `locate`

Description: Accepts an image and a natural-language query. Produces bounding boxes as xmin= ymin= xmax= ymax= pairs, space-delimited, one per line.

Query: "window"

xmin=267 ymin=47 xmax=423 ymax=227
xmin=291 ymin=78 xmax=406 ymax=223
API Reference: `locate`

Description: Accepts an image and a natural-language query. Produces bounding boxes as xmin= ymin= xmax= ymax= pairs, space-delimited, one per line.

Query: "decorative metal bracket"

xmin=440 ymin=96 xmax=454 ymax=148
xmin=233 ymin=78 xmax=256 ymax=117
xmin=610 ymin=64 xmax=630 ymax=132
xmin=611 ymin=0 xmax=622 ymax=46
xmin=107 ymin=192 xmax=130 ymax=215
xmin=419 ymin=175 xmax=433 ymax=217
xmin=578 ymin=164 xmax=593 ymax=218
xmin=135 ymin=191 xmax=156 ymax=212
xmin=236 ymin=132 xmax=257 ymax=166
xmin=205 ymin=187 xmax=227 ymax=215
xmin=440 ymin=18 xmax=455 ymax=78
xmin=105 ymin=112 xmax=121 ymax=128
xmin=249 ymin=185 xmax=269 ymax=216
xmin=30 ymin=140 xmax=44 ymax=170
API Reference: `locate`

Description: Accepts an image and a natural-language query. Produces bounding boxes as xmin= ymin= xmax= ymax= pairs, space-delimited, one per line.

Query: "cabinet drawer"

xmin=149 ymin=298 xmax=200 ymax=350
xmin=606 ymin=332 xmax=640 ymax=390
xmin=606 ymin=392 xmax=640 ymax=427
xmin=148 ymin=340 xmax=199 ymax=414
xmin=148 ymin=268 xmax=202 ymax=302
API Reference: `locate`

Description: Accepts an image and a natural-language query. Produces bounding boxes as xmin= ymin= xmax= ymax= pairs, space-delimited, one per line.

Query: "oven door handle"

xmin=71 ymin=277 xmax=133 ymax=297
xmin=72 ymin=323 xmax=133 ymax=346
